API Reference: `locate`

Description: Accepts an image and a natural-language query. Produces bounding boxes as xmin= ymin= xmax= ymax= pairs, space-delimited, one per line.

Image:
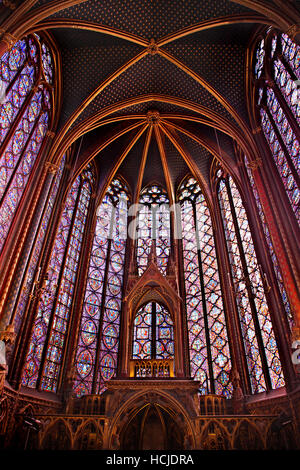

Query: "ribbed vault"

xmin=2 ymin=0 xmax=299 ymax=198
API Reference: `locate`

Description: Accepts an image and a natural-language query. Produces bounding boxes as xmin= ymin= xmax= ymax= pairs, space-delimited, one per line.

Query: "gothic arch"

xmin=40 ymin=418 xmax=72 ymax=450
xmin=107 ymin=388 xmax=196 ymax=450
xmin=199 ymin=419 xmax=232 ymax=450
xmin=232 ymin=419 xmax=265 ymax=450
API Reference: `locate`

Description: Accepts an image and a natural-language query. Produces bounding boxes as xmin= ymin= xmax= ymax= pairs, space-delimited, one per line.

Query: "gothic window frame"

xmin=215 ymin=167 xmax=285 ymax=394
xmin=22 ymin=163 xmax=96 ymax=392
xmin=178 ymin=175 xmax=233 ymax=398
xmin=136 ymin=183 xmax=171 ymax=276
xmin=131 ymin=300 xmax=175 ymax=361
xmin=252 ymin=27 xmax=300 ymax=226
xmin=0 ymin=32 xmax=61 ymax=256
xmin=73 ymin=176 xmax=130 ymax=397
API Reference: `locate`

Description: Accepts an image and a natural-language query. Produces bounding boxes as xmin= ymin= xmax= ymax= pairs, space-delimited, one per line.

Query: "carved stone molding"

xmin=0 ymin=323 xmax=15 ymax=345
xmin=286 ymin=24 xmax=300 ymax=40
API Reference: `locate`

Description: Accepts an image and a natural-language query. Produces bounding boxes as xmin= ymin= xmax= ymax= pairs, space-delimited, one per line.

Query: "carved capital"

xmin=247 ymin=158 xmax=262 ymax=170
xmin=45 ymin=161 xmax=59 ymax=175
xmin=46 ymin=130 xmax=55 ymax=139
xmin=0 ymin=323 xmax=15 ymax=345
xmin=292 ymin=325 xmax=300 ymax=342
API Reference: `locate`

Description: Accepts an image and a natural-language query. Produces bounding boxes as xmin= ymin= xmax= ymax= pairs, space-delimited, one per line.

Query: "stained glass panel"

xmin=229 ymin=176 xmax=285 ymax=389
xmin=22 ymin=166 xmax=93 ymax=391
xmin=74 ymin=178 xmax=128 ymax=397
xmin=132 ymin=302 xmax=174 ymax=361
xmin=0 ymin=34 xmax=54 ymax=255
xmin=137 ymin=185 xmax=170 ymax=276
xmin=255 ymin=32 xmax=300 ymax=228
xmin=179 ymin=177 xmax=232 ymax=397
xmin=274 ymin=58 xmax=300 ymax=124
xmin=0 ymin=110 xmax=49 ymax=254
xmin=218 ymin=178 xmax=266 ymax=394
xmin=244 ymin=156 xmax=293 ymax=327
xmin=281 ymin=33 xmax=300 ymax=80
xmin=266 ymin=87 xmax=300 ymax=174
xmin=260 ymin=109 xmax=300 ymax=224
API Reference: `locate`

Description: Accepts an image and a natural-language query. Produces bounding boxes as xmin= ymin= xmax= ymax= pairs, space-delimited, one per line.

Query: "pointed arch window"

xmin=244 ymin=156 xmax=293 ymax=328
xmin=179 ymin=177 xmax=232 ymax=398
xmin=217 ymin=171 xmax=285 ymax=393
xmin=132 ymin=302 xmax=174 ymax=360
xmin=137 ymin=185 xmax=170 ymax=276
xmin=254 ymin=31 xmax=300 ymax=225
xmin=74 ymin=178 xmax=129 ymax=397
xmin=0 ymin=34 xmax=55 ymax=254
xmin=12 ymin=154 xmax=66 ymax=342
xmin=22 ymin=165 xmax=95 ymax=392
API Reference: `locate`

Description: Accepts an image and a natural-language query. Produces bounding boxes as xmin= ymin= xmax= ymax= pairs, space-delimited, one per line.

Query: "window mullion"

xmin=226 ymin=179 xmax=272 ymax=391
xmin=91 ymin=208 xmax=114 ymax=394
xmin=263 ymin=105 xmax=300 ymax=185
xmin=267 ymin=76 xmax=300 ymax=144
xmin=151 ymin=302 xmax=156 ymax=359
xmin=0 ymin=106 xmax=43 ymax=207
xmin=192 ymin=202 xmax=215 ymax=394
xmin=0 ymin=74 xmax=40 ymax=157
xmin=36 ymin=179 xmax=84 ymax=390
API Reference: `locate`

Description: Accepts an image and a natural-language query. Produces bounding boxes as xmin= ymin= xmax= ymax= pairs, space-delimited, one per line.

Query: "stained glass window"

xmin=74 ymin=178 xmax=129 ymax=397
xmin=217 ymin=172 xmax=285 ymax=393
xmin=244 ymin=156 xmax=293 ymax=327
xmin=0 ymin=34 xmax=54 ymax=254
xmin=12 ymin=155 xmax=66 ymax=341
xmin=179 ymin=177 xmax=232 ymax=397
xmin=137 ymin=185 xmax=170 ymax=276
xmin=22 ymin=165 xmax=95 ymax=392
xmin=281 ymin=33 xmax=300 ymax=80
xmin=132 ymin=302 xmax=174 ymax=360
xmin=254 ymin=31 xmax=300 ymax=226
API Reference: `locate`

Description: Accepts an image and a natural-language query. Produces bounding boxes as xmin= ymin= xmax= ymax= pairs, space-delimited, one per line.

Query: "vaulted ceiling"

xmin=17 ymin=0 xmax=299 ymax=201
